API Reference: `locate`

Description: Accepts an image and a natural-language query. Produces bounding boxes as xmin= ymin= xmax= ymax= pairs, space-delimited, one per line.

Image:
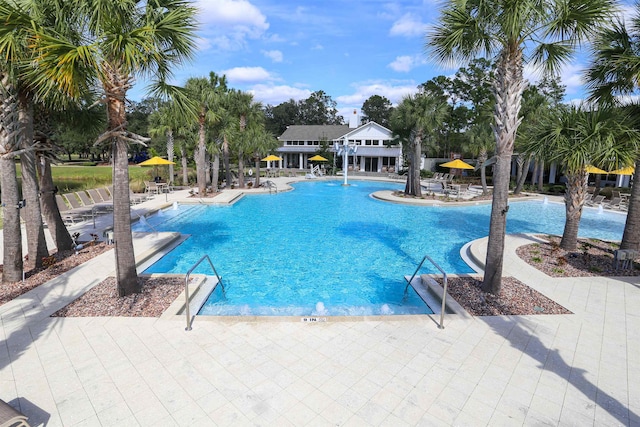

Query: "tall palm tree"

xmin=227 ymin=90 xmax=263 ymax=188
xmin=427 ymin=0 xmax=614 ymax=294
xmin=528 ymin=106 xmax=637 ymax=250
xmin=0 ymin=72 xmax=24 ymax=283
xmin=185 ymin=73 xmax=226 ymax=195
xmin=390 ymin=93 xmax=447 ymax=197
xmin=586 ymin=7 xmax=640 ymax=251
xmin=27 ymin=0 xmax=197 ymax=295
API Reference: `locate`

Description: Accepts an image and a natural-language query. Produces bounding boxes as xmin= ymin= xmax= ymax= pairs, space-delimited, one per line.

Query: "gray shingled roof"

xmin=278 ymin=125 xmax=350 ymax=141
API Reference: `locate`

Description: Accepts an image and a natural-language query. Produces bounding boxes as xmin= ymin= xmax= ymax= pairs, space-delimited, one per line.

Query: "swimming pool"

xmin=139 ymin=180 xmax=626 ymax=316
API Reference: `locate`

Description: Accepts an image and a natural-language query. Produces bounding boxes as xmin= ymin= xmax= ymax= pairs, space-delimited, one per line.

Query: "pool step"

xmin=404 ymin=275 xmax=443 ymax=314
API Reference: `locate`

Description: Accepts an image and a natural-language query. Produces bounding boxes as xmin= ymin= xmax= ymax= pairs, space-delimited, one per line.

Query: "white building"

xmin=277 ymin=110 xmax=401 ymax=172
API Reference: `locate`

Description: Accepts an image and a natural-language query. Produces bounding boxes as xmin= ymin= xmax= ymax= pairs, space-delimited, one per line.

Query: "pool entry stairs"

xmin=404 ymin=255 xmax=452 ymax=329
xmin=184 ymin=255 xmax=225 ymax=330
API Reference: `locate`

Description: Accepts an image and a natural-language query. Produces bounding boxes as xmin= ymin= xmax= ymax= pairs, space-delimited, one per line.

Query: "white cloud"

xmin=197 ymin=0 xmax=269 ymax=50
xmin=248 ymin=84 xmax=312 ymax=105
xmin=389 ymin=13 xmax=427 ymax=37
xmin=312 ymin=44 xmax=324 ymax=50
xmin=336 ymin=80 xmax=419 ymax=107
xmin=389 ymin=55 xmax=425 ymax=72
xmin=524 ymin=62 xmax=585 ymax=97
xmin=222 ymin=67 xmax=274 ymax=83
xmin=262 ymin=50 xmax=283 ymax=62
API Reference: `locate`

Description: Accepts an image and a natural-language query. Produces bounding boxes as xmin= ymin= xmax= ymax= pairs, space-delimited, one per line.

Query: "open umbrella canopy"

xmin=138 ymin=156 xmax=175 ymax=166
xmin=609 ymin=166 xmax=635 ymax=175
xmin=440 ymin=159 xmax=474 ymax=169
xmin=261 ymin=154 xmax=282 ymax=162
xmin=308 ymin=155 xmax=328 ymax=161
xmin=585 ymin=165 xmax=608 ymax=174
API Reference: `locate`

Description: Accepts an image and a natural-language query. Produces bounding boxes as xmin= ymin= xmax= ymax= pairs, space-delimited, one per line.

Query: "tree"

xmin=264 ymin=99 xmax=299 ymax=136
xmin=184 ymin=73 xmax=225 ymax=196
xmin=0 ymin=72 xmax=24 ymax=283
xmin=28 ymin=0 xmax=198 ymax=296
xmin=390 ymin=94 xmax=447 ymax=197
xmin=586 ymin=7 xmax=640 ymax=252
xmin=528 ymin=106 xmax=637 ymax=250
xmin=299 ymin=90 xmax=343 ymax=125
xmin=428 ymin=0 xmax=614 ymax=294
xmin=361 ymin=95 xmax=393 ymax=127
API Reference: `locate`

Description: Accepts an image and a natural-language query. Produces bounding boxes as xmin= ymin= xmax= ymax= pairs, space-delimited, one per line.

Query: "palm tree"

xmin=27 ymin=0 xmax=197 ymax=295
xmin=185 ymin=73 xmax=226 ymax=195
xmin=586 ymin=7 xmax=640 ymax=251
xmin=528 ymin=106 xmax=637 ymax=250
xmin=390 ymin=93 xmax=447 ymax=197
xmin=427 ymin=0 xmax=614 ymax=294
xmin=227 ymin=90 xmax=263 ymax=188
xmin=0 ymin=72 xmax=24 ymax=283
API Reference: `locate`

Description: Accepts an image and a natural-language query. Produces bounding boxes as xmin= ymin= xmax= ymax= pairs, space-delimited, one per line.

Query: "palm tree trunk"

xmin=18 ymin=94 xmax=48 ymax=269
xmin=37 ymin=154 xmax=73 ymax=250
xmin=537 ymin=160 xmax=545 ymax=192
xmin=560 ymin=172 xmax=587 ymax=250
xmin=255 ymin=157 xmax=261 ymax=187
xmin=479 ymin=149 xmax=488 ymax=195
xmin=212 ymin=153 xmax=220 ymax=192
xmin=514 ymin=154 xmax=532 ymax=194
xmin=181 ymin=145 xmax=188 ymax=185
xmin=238 ymin=156 xmax=245 ymax=189
xmin=620 ymin=157 xmax=640 ymax=250
xmin=167 ymin=129 xmax=174 ymax=185
xmin=404 ymin=133 xmax=422 ymax=197
xmin=0 ymin=157 xmax=23 ymax=283
xmin=105 ymin=69 xmax=138 ymax=296
xmin=531 ymin=158 xmax=539 ymax=186
xmin=223 ymin=135 xmax=231 ymax=187
xmin=482 ymin=47 xmax=524 ymax=294
xmin=196 ymin=118 xmax=207 ymax=195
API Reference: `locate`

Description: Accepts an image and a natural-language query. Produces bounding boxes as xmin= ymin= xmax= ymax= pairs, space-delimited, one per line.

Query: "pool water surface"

xmin=138 ymin=181 xmax=626 ymax=316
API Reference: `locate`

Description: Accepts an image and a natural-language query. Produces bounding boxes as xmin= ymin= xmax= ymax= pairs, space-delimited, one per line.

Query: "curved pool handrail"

xmin=184 ymin=255 xmax=224 ymax=331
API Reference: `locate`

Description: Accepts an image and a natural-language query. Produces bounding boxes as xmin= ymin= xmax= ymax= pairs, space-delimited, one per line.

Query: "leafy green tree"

xmin=428 ymin=0 xmax=614 ymax=294
xmin=264 ymin=99 xmax=300 ymax=136
xmin=390 ymin=94 xmax=447 ymax=197
xmin=185 ymin=73 xmax=226 ymax=196
xmin=527 ymin=106 xmax=637 ymax=249
xmin=586 ymin=6 xmax=640 ymax=252
xmin=27 ymin=0 xmax=198 ymax=296
xmin=299 ymin=90 xmax=343 ymax=125
xmin=361 ymin=95 xmax=393 ymax=127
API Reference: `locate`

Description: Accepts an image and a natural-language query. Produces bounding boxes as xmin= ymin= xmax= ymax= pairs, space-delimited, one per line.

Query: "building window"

xmin=365 ymin=139 xmax=372 ymax=145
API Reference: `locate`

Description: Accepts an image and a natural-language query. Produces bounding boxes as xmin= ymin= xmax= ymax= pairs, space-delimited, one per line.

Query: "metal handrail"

xmin=404 ymin=255 xmax=448 ymax=329
xmin=184 ymin=255 xmax=224 ymax=331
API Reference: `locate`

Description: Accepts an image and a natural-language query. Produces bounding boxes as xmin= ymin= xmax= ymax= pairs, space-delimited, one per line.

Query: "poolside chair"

xmin=586 ymin=195 xmax=606 ymax=207
xmin=87 ymin=189 xmax=113 ymax=212
xmin=97 ymin=187 xmax=112 ymax=202
xmin=604 ymin=197 xmax=623 ymax=210
xmin=62 ymin=193 xmax=94 ymax=220
xmin=0 ymin=399 xmax=29 ymax=427
xmin=144 ymin=181 xmax=159 ymax=195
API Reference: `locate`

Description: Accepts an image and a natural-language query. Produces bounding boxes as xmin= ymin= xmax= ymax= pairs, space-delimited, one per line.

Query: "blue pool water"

xmin=138 ymin=181 xmax=626 ymax=316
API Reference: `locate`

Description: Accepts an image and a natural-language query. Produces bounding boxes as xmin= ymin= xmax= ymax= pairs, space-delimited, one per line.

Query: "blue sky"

xmin=131 ymin=0 xmax=636 ymax=120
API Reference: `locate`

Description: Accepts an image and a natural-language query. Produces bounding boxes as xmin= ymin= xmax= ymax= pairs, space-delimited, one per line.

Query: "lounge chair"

xmin=98 ymin=187 xmax=112 ymax=201
xmin=0 ymin=399 xmax=29 ymax=427
xmin=87 ymin=189 xmax=113 ymax=212
xmin=61 ymin=193 xmax=94 ymax=221
xmin=586 ymin=195 xmax=606 ymax=207
xmin=604 ymin=197 xmax=623 ymax=210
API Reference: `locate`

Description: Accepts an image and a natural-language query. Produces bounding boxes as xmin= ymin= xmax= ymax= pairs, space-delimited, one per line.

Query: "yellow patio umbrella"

xmin=609 ymin=166 xmax=635 ymax=175
xmin=440 ymin=159 xmax=474 ymax=170
xmin=308 ymin=154 xmax=328 ymax=161
xmin=138 ymin=156 xmax=175 ymax=181
xmin=585 ymin=165 xmax=608 ymax=174
xmin=261 ymin=154 xmax=282 ymax=162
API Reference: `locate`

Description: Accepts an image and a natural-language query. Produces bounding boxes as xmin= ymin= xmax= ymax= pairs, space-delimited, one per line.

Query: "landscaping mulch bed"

xmin=51 ymin=276 xmax=183 ymax=317
xmin=0 ymin=242 xmax=111 ymax=305
xmin=440 ymin=276 xmax=572 ymax=316
xmin=516 ymin=235 xmax=639 ymax=277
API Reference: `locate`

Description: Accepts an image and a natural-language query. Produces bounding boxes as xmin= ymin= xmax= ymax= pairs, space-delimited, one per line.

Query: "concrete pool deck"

xmin=1 ymin=179 xmax=638 ymax=426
